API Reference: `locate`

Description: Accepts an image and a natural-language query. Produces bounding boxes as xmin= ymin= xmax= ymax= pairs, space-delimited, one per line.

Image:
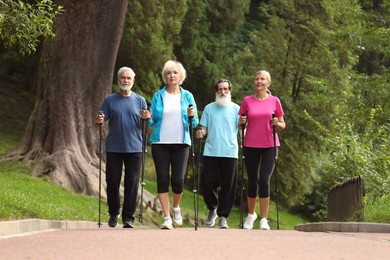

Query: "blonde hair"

xmin=256 ymin=70 xmax=272 ymax=95
xmin=161 ymin=60 xmax=187 ymax=85
xmin=255 ymin=70 xmax=271 ymax=82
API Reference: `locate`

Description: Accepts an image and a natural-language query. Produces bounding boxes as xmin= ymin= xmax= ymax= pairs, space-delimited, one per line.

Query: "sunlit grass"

xmin=0 ymin=160 xmax=107 ymax=222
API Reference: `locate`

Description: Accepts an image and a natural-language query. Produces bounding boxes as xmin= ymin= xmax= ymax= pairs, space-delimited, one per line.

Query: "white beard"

xmin=215 ymin=92 xmax=231 ymax=107
xmin=120 ymin=84 xmax=132 ymax=91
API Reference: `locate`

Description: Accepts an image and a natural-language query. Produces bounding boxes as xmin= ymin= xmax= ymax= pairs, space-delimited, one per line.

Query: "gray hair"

xmin=214 ymin=79 xmax=232 ymax=92
xmin=117 ymin=67 xmax=136 ymax=81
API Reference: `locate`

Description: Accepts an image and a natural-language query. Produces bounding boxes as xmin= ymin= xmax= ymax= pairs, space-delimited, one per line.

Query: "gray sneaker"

xmin=218 ymin=217 xmax=229 ymax=229
xmin=205 ymin=210 xmax=218 ymax=227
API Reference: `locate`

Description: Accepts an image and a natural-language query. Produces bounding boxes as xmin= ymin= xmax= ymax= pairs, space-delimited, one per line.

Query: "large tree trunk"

xmin=7 ymin=0 xmax=128 ymax=197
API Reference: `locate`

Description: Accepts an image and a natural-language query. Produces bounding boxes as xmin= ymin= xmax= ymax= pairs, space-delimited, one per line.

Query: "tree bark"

xmin=7 ymin=0 xmax=128 ymax=197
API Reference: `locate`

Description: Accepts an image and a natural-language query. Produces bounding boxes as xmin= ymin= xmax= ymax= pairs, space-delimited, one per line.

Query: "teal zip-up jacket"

xmin=149 ymin=86 xmax=199 ymax=146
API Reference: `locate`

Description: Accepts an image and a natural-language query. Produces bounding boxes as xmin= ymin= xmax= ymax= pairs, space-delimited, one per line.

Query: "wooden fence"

xmin=328 ymin=175 xmax=365 ymax=222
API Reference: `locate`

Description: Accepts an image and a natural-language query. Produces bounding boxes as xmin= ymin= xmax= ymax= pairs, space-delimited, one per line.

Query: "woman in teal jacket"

xmin=149 ymin=60 xmax=199 ymax=229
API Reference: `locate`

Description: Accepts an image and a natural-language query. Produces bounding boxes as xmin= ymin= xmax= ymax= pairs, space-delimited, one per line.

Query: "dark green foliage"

xmin=116 ymin=0 xmax=188 ymax=100
xmin=176 ymin=0 xmax=250 ymax=109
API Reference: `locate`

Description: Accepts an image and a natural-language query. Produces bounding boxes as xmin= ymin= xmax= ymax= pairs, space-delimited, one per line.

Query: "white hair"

xmin=117 ymin=67 xmax=136 ymax=81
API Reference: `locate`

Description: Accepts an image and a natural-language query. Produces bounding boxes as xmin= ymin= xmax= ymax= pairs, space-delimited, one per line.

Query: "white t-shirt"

xmin=159 ymin=92 xmax=184 ymax=143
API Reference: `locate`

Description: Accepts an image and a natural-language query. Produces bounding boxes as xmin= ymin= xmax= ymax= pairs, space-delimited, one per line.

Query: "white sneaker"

xmin=171 ymin=206 xmax=183 ymax=227
xmin=243 ymin=212 xmax=257 ymax=230
xmin=161 ymin=217 xmax=173 ymax=230
xmin=260 ymin=218 xmax=270 ymax=230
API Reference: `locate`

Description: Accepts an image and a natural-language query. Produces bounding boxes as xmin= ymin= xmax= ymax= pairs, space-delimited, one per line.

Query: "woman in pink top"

xmin=238 ymin=70 xmax=286 ymax=230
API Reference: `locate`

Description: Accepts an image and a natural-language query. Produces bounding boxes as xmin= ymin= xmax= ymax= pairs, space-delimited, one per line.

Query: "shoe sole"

xmin=123 ymin=224 xmax=134 ymax=228
xmin=161 ymin=225 xmax=173 ymax=230
xmin=172 ymin=217 xmax=183 ymax=227
xmin=172 ymin=221 xmax=182 ymax=227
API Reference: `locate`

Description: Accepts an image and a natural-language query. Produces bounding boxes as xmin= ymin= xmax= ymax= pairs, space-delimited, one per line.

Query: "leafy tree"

xmin=291 ymin=0 xmax=390 ymax=220
xmin=0 ymin=0 xmax=63 ymax=55
xmin=5 ymin=0 xmax=129 ymax=197
xmin=244 ymin=0 xmax=365 ymax=209
xmin=353 ymin=0 xmax=390 ymax=126
xmin=116 ymin=0 xmax=188 ymax=100
xmin=177 ymin=0 xmax=249 ymax=109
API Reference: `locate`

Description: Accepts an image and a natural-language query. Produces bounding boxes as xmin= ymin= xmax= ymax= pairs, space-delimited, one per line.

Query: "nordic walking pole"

xmin=97 ymin=111 xmax=104 ymax=228
xmin=188 ymin=104 xmax=198 ymax=230
xmin=272 ymin=113 xmax=280 ymax=229
xmin=196 ymin=134 xmax=202 ymax=230
xmin=239 ymin=113 xmax=246 ymax=229
xmin=139 ymin=104 xmax=150 ymax=224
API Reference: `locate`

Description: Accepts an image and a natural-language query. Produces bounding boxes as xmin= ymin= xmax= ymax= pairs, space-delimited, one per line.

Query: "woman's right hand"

xmin=238 ymin=115 xmax=247 ymax=128
xmin=187 ymin=106 xmax=194 ymax=118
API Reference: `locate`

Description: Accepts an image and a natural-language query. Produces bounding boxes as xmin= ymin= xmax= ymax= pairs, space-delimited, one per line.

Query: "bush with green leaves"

xmin=303 ymin=108 xmax=390 ymax=222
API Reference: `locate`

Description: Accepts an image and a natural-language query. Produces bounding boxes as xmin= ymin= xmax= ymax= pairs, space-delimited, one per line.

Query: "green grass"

xmin=364 ymin=196 xmax=390 ymax=223
xmin=0 ymin=160 xmax=108 ymax=222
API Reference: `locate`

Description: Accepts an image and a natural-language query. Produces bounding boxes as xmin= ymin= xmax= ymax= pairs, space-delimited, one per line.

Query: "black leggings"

xmin=244 ymin=147 xmax=277 ymax=198
xmin=152 ymin=144 xmax=189 ymax=194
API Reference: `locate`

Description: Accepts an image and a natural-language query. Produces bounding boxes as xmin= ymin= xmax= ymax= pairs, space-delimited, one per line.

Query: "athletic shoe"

xmin=260 ymin=218 xmax=270 ymax=230
xmin=123 ymin=219 xmax=134 ymax=228
xmin=218 ymin=217 xmax=229 ymax=229
xmin=243 ymin=212 xmax=257 ymax=230
xmin=171 ymin=206 xmax=183 ymax=227
xmin=205 ymin=210 xmax=218 ymax=227
xmin=161 ymin=217 xmax=173 ymax=230
xmin=108 ymin=214 xmax=119 ymax=228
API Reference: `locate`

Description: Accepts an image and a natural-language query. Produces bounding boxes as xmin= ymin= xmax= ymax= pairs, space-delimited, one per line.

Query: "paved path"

xmin=1 ymin=226 xmax=389 ymax=260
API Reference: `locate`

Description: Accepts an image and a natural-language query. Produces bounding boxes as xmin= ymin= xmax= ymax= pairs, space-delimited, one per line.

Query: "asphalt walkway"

xmin=0 ymin=219 xmax=389 ymax=260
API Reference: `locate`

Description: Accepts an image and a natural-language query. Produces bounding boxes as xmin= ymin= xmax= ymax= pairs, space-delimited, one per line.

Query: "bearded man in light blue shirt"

xmin=196 ymin=79 xmax=240 ymax=229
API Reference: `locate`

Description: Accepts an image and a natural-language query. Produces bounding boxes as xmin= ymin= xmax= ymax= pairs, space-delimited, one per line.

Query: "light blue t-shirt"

xmin=200 ymin=102 xmax=240 ymax=158
xmin=99 ymin=92 xmax=146 ymax=153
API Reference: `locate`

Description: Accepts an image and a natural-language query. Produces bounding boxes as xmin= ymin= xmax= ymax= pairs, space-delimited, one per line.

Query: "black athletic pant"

xmin=244 ymin=147 xmax=277 ymax=198
xmin=106 ymin=152 xmax=141 ymax=221
xmin=201 ymin=156 xmax=238 ymax=218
